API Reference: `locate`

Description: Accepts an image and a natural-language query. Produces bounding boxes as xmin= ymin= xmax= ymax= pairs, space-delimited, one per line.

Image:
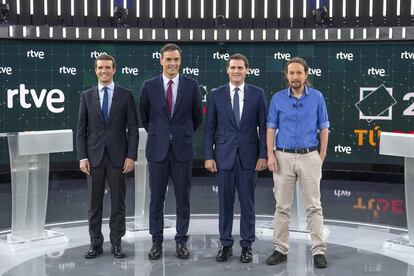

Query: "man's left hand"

xmin=255 ymin=158 xmax=267 ymax=171
xmin=122 ymin=158 xmax=135 ymax=173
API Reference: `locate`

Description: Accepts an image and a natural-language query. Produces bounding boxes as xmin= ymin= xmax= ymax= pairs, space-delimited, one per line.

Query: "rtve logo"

xmin=308 ymin=68 xmax=322 ymax=76
xmin=121 ymin=67 xmax=139 ymax=75
xmin=212 ymin=52 xmax=230 ymax=60
xmin=7 ymin=84 xmax=65 ymax=113
xmin=59 ymin=66 xmax=77 ymax=75
xmin=368 ymin=67 xmax=386 ymax=76
xmin=182 ymin=67 xmax=199 ymax=76
xmin=26 ymin=50 xmax=45 ymax=59
xmin=336 ymin=52 xmax=353 ymax=61
xmin=0 ymin=66 xmax=12 ymax=75
xmin=273 ymin=52 xmax=291 ymax=60
xmin=90 ymin=51 xmax=108 ymax=58
xmin=401 ymin=51 xmax=414 ymax=59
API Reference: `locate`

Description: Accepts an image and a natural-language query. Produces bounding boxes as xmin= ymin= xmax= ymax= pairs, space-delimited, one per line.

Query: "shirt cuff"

xmin=79 ymin=158 xmax=88 ymax=163
xmin=267 ymin=122 xmax=278 ymax=129
xmin=319 ymin=121 xmax=330 ymax=129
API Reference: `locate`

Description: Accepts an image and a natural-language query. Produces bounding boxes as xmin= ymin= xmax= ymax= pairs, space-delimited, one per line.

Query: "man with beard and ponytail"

xmin=265 ymin=57 xmax=329 ymax=269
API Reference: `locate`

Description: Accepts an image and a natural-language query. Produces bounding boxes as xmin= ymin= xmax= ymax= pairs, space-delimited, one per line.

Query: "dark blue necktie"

xmin=233 ymin=87 xmax=240 ymax=126
xmin=102 ymin=87 xmax=109 ymax=123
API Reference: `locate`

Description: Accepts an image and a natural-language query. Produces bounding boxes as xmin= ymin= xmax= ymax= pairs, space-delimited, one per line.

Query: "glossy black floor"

xmin=0 ymin=175 xmax=407 ymax=230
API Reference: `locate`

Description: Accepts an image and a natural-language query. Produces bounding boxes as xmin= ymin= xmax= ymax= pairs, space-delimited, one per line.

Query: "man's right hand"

xmin=267 ymin=153 xmax=278 ymax=172
xmin=80 ymin=160 xmax=90 ymax=175
xmin=204 ymin=159 xmax=217 ymax=173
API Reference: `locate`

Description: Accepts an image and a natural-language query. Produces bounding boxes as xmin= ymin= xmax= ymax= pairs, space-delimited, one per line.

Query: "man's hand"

xmin=123 ymin=158 xmax=135 ymax=173
xmin=319 ymin=151 xmax=327 ymax=163
xmin=80 ymin=160 xmax=90 ymax=175
xmin=267 ymin=153 xmax=278 ymax=172
xmin=255 ymin=158 xmax=267 ymax=171
xmin=205 ymin=159 xmax=217 ymax=173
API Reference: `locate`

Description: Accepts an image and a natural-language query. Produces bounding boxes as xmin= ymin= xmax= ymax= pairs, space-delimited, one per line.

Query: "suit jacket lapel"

xmin=93 ymin=86 xmax=105 ymax=124
xmin=226 ymin=85 xmax=237 ymax=128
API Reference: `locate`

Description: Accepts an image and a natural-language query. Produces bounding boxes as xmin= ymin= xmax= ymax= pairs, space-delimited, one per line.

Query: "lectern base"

xmin=0 ymin=230 xmax=68 ymax=251
xmin=383 ymin=235 xmax=414 ymax=253
xmin=124 ymin=219 xmax=175 ymax=240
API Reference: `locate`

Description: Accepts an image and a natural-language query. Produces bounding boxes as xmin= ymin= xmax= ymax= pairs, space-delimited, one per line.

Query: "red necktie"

xmin=167 ymin=80 xmax=173 ymax=114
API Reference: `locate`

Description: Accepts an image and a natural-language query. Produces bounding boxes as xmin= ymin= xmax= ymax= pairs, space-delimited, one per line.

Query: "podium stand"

xmin=126 ymin=128 xmax=174 ymax=237
xmin=0 ymin=130 xmax=73 ymax=251
xmin=380 ymin=132 xmax=414 ymax=252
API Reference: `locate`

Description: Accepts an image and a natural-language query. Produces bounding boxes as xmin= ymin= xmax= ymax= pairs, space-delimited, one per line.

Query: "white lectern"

xmin=126 ymin=128 xmax=174 ymax=237
xmin=380 ymin=131 xmax=414 ymax=252
xmin=0 ymin=130 xmax=73 ymax=251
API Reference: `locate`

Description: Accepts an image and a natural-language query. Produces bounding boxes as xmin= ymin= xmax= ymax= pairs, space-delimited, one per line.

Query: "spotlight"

xmin=215 ymin=15 xmax=226 ymax=29
xmin=312 ymin=6 xmax=328 ymax=26
xmin=0 ymin=3 xmax=9 ymax=24
xmin=113 ymin=6 xmax=128 ymax=27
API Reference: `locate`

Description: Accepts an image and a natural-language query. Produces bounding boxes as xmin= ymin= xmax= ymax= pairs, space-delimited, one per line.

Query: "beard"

xmin=290 ymin=81 xmax=303 ymax=89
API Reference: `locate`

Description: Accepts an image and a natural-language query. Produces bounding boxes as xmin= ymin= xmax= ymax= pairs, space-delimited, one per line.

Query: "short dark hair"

xmin=94 ymin=53 xmax=116 ymax=69
xmin=160 ymin=43 xmax=182 ymax=57
xmin=284 ymin=57 xmax=311 ymax=86
xmin=226 ymin=53 xmax=249 ymax=68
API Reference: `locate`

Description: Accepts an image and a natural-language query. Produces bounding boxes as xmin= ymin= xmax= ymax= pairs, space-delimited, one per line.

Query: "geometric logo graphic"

xmin=355 ymin=85 xmax=397 ymax=123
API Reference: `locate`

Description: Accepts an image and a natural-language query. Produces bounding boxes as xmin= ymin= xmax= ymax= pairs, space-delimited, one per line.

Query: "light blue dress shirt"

xmin=267 ymin=85 xmax=330 ymax=149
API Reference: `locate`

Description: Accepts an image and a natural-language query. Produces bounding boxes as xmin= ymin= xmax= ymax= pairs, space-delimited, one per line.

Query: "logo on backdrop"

xmin=401 ymin=51 xmax=414 ymax=60
xmin=6 ymin=84 xmax=65 ymax=113
xmin=273 ymin=52 xmax=291 ymax=60
xmin=355 ymin=85 xmax=396 ymax=122
xmin=0 ymin=66 xmax=12 ymax=75
xmin=26 ymin=50 xmax=45 ymax=59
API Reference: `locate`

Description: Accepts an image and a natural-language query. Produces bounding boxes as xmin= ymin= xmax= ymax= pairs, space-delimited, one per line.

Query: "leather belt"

xmin=277 ymin=147 xmax=318 ymax=154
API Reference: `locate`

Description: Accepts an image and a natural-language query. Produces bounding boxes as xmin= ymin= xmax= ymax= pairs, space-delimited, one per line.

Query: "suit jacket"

xmin=76 ymin=85 xmax=139 ymax=167
xmin=139 ymin=75 xmax=202 ymax=163
xmin=204 ymin=83 xmax=267 ymax=170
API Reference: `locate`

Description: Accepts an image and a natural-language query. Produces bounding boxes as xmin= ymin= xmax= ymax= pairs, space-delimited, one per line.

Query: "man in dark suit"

xmin=140 ymin=43 xmax=202 ymax=260
xmin=204 ymin=53 xmax=267 ymax=263
xmin=76 ymin=54 xmax=139 ymax=259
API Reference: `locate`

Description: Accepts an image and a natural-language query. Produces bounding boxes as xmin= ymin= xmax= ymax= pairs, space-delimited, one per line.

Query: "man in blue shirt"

xmin=266 ymin=57 xmax=329 ymax=269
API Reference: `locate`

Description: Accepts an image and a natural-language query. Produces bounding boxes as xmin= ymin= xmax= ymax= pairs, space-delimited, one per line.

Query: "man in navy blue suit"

xmin=140 ymin=43 xmax=202 ymax=260
xmin=204 ymin=53 xmax=267 ymax=263
xmin=77 ymin=54 xmax=139 ymax=259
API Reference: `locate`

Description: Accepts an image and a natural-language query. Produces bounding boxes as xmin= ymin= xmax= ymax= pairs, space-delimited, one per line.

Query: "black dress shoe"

xmin=176 ymin=243 xmax=190 ymax=259
xmin=240 ymin=247 xmax=253 ymax=263
xmin=266 ymin=250 xmax=287 ymax=265
xmin=84 ymin=245 xmax=103 ymax=259
xmin=216 ymin=245 xmax=233 ymax=262
xmin=111 ymin=245 xmax=126 ymax=258
xmin=314 ymin=254 xmax=328 ymax=268
xmin=148 ymin=242 xmax=163 ymax=260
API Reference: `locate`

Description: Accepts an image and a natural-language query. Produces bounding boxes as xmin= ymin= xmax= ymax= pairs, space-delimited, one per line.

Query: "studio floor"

xmin=0 ymin=176 xmax=412 ymax=275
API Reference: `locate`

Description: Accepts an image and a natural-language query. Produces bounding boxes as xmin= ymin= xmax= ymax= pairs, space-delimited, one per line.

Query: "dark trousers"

xmin=217 ymin=152 xmax=256 ymax=248
xmin=148 ymin=144 xmax=192 ymax=245
xmin=88 ymin=151 xmax=126 ymax=247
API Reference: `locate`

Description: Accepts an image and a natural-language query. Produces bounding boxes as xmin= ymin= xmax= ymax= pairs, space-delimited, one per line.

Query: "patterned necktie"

xmin=233 ymin=87 xmax=240 ymax=126
xmin=167 ymin=80 xmax=173 ymax=115
xmin=102 ymin=86 xmax=109 ymax=123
